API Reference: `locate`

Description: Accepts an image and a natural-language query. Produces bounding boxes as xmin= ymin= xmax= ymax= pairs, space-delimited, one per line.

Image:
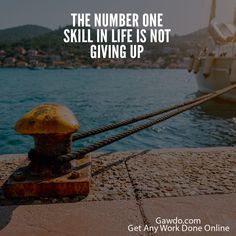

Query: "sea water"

xmin=1 ymin=68 xmax=236 ymax=155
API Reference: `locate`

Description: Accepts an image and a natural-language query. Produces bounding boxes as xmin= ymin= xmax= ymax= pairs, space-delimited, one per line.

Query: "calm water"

xmin=1 ymin=68 xmax=236 ymax=155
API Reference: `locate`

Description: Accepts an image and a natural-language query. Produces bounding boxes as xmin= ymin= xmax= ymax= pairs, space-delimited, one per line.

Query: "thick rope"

xmin=72 ymin=93 xmax=211 ymax=141
xmin=55 ymin=84 xmax=236 ymax=163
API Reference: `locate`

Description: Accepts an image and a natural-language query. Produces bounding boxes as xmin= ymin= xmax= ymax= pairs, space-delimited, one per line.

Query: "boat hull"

xmin=195 ymin=58 xmax=236 ymax=102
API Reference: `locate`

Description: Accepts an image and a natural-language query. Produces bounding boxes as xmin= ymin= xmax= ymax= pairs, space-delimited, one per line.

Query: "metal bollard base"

xmin=3 ymin=155 xmax=91 ymax=198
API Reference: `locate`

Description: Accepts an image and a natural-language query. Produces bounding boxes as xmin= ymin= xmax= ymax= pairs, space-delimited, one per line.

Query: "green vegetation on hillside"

xmin=0 ymin=25 xmax=52 ymax=44
xmin=0 ymin=24 xmax=208 ymax=68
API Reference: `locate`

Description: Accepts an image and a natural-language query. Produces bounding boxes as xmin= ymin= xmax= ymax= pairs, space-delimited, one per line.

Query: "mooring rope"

xmin=72 ymin=93 xmax=212 ymax=141
xmin=54 ymin=84 xmax=236 ymax=163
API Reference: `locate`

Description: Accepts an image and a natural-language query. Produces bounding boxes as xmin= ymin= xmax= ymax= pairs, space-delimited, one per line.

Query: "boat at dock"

xmin=28 ymin=66 xmax=45 ymax=70
xmin=28 ymin=62 xmax=46 ymax=70
xmin=189 ymin=0 xmax=236 ymax=102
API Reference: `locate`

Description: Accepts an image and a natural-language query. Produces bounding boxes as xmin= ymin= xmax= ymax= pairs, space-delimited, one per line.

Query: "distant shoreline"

xmin=0 ymin=66 xmax=187 ymax=70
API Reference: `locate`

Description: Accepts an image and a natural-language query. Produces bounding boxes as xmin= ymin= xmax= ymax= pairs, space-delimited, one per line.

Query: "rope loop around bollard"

xmin=56 ymin=84 xmax=236 ymax=164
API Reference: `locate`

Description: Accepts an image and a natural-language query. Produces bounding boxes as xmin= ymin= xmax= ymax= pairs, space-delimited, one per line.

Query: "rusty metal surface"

xmin=3 ymin=155 xmax=91 ymax=198
xmin=14 ymin=103 xmax=81 ymax=178
xmin=15 ymin=103 xmax=79 ymax=135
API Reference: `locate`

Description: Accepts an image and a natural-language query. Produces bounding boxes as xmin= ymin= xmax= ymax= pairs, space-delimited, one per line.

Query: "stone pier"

xmin=0 ymin=147 xmax=236 ymax=235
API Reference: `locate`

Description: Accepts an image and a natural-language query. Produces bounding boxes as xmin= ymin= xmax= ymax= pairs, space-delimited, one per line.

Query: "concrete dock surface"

xmin=0 ymin=147 xmax=236 ymax=235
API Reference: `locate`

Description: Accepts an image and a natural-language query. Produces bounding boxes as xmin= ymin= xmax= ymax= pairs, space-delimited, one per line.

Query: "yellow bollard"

xmin=15 ymin=103 xmax=79 ymax=175
xmin=3 ymin=103 xmax=91 ymax=198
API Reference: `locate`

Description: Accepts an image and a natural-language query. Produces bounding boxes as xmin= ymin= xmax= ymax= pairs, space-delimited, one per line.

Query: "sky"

xmin=0 ymin=0 xmax=235 ymax=35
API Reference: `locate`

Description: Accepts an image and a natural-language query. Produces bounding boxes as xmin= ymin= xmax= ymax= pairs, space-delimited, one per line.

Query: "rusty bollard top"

xmin=4 ymin=104 xmax=90 ymax=199
xmin=15 ymin=103 xmax=80 ymax=175
xmin=15 ymin=103 xmax=79 ymax=134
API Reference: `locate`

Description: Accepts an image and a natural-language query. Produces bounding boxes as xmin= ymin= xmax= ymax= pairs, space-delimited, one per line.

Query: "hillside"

xmin=174 ymin=28 xmax=208 ymax=45
xmin=0 ymin=25 xmax=209 ymax=67
xmin=0 ymin=25 xmax=52 ymax=44
xmin=0 ymin=24 xmax=208 ymax=49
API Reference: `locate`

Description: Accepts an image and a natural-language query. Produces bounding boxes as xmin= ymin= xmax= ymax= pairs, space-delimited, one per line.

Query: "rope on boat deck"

xmin=56 ymin=84 xmax=236 ymax=164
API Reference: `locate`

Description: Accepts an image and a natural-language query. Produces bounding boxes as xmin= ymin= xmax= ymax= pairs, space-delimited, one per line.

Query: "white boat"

xmin=189 ymin=0 xmax=236 ymax=102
